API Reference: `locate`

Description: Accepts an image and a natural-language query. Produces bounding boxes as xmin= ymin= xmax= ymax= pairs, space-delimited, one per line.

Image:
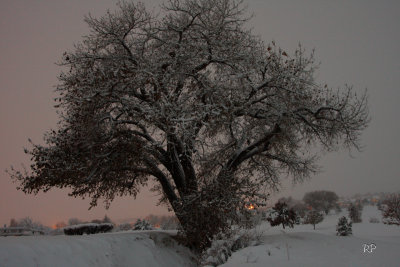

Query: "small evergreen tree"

xmin=336 ymin=216 xmax=352 ymax=236
xmin=304 ymin=210 xmax=324 ymax=230
xmin=267 ymin=201 xmax=298 ymax=229
xmin=348 ymin=203 xmax=362 ymax=223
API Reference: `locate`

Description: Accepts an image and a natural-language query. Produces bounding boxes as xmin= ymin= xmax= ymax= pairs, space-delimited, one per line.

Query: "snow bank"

xmin=0 ymin=231 xmax=196 ymax=267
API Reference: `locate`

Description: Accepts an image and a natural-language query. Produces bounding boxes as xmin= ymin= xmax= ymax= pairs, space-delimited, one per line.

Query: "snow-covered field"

xmin=0 ymin=206 xmax=399 ymax=267
xmin=222 ymin=205 xmax=400 ymax=267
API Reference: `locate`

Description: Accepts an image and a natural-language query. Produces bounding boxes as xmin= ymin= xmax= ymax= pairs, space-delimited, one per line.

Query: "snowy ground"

xmin=0 ymin=206 xmax=399 ymax=267
xmin=222 ymin=205 xmax=400 ymax=267
xmin=0 ymin=230 xmax=196 ymax=267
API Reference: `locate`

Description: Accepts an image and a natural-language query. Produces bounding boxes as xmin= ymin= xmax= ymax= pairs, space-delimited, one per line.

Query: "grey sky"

xmin=0 ymin=0 xmax=399 ymax=227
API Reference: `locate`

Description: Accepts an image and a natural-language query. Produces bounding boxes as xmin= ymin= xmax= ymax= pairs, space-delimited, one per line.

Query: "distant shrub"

xmin=63 ymin=223 xmax=113 ymax=235
xmin=118 ymin=223 xmax=133 ymax=231
xmin=369 ymin=217 xmax=380 ymax=223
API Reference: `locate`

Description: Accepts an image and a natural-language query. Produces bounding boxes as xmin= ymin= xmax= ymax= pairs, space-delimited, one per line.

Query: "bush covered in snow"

xmin=133 ymin=219 xmax=153 ymax=230
xmin=201 ymin=230 xmax=263 ymax=267
xmin=63 ymin=223 xmax=113 ymax=235
xmin=369 ymin=217 xmax=380 ymax=223
xmin=381 ymin=194 xmax=400 ymax=225
xmin=336 ymin=216 xmax=352 ymax=236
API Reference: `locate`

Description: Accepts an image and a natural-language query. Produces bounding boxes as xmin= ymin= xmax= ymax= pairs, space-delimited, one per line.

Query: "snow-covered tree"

xmin=267 ymin=201 xmax=297 ymax=229
xmin=18 ymin=217 xmax=35 ymax=228
xmin=11 ymin=217 xmax=48 ymax=231
xmin=348 ymin=203 xmax=362 ymax=223
xmin=303 ymin=190 xmax=339 ymax=215
xmin=278 ymin=197 xmax=308 ymax=219
xmin=303 ymin=209 xmax=324 ymax=230
xmin=133 ymin=219 xmax=153 ymax=230
xmin=381 ymin=194 xmax=400 ymax=225
xmin=336 ymin=216 xmax=352 ymax=236
xmin=9 ymin=0 xmax=369 ymax=251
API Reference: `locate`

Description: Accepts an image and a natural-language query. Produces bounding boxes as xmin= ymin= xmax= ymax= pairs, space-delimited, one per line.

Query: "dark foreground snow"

xmin=0 ymin=231 xmax=196 ymax=267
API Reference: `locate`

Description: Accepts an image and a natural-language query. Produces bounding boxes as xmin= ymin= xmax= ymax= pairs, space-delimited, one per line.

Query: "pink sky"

xmin=1 ymin=0 xmax=399 ymax=227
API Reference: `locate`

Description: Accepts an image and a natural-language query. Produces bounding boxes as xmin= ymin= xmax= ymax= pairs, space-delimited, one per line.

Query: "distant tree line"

xmin=7 ymin=217 xmax=49 ymax=232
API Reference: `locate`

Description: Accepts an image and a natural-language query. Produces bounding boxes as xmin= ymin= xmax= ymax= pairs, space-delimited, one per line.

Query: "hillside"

xmin=222 ymin=205 xmax=400 ymax=267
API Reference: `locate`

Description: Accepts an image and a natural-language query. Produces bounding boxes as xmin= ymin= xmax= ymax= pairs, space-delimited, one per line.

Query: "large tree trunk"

xmin=174 ymin=196 xmax=228 ymax=251
xmin=167 ymin=173 xmax=238 ymax=252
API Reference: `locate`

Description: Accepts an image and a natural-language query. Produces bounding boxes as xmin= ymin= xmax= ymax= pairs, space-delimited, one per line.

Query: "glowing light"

xmin=247 ymin=204 xmax=255 ymax=210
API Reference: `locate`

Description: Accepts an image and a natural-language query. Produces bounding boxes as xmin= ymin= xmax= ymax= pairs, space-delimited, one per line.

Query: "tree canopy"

xmin=303 ymin=190 xmax=339 ymax=214
xmin=9 ymin=0 xmax=369 ymax=251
